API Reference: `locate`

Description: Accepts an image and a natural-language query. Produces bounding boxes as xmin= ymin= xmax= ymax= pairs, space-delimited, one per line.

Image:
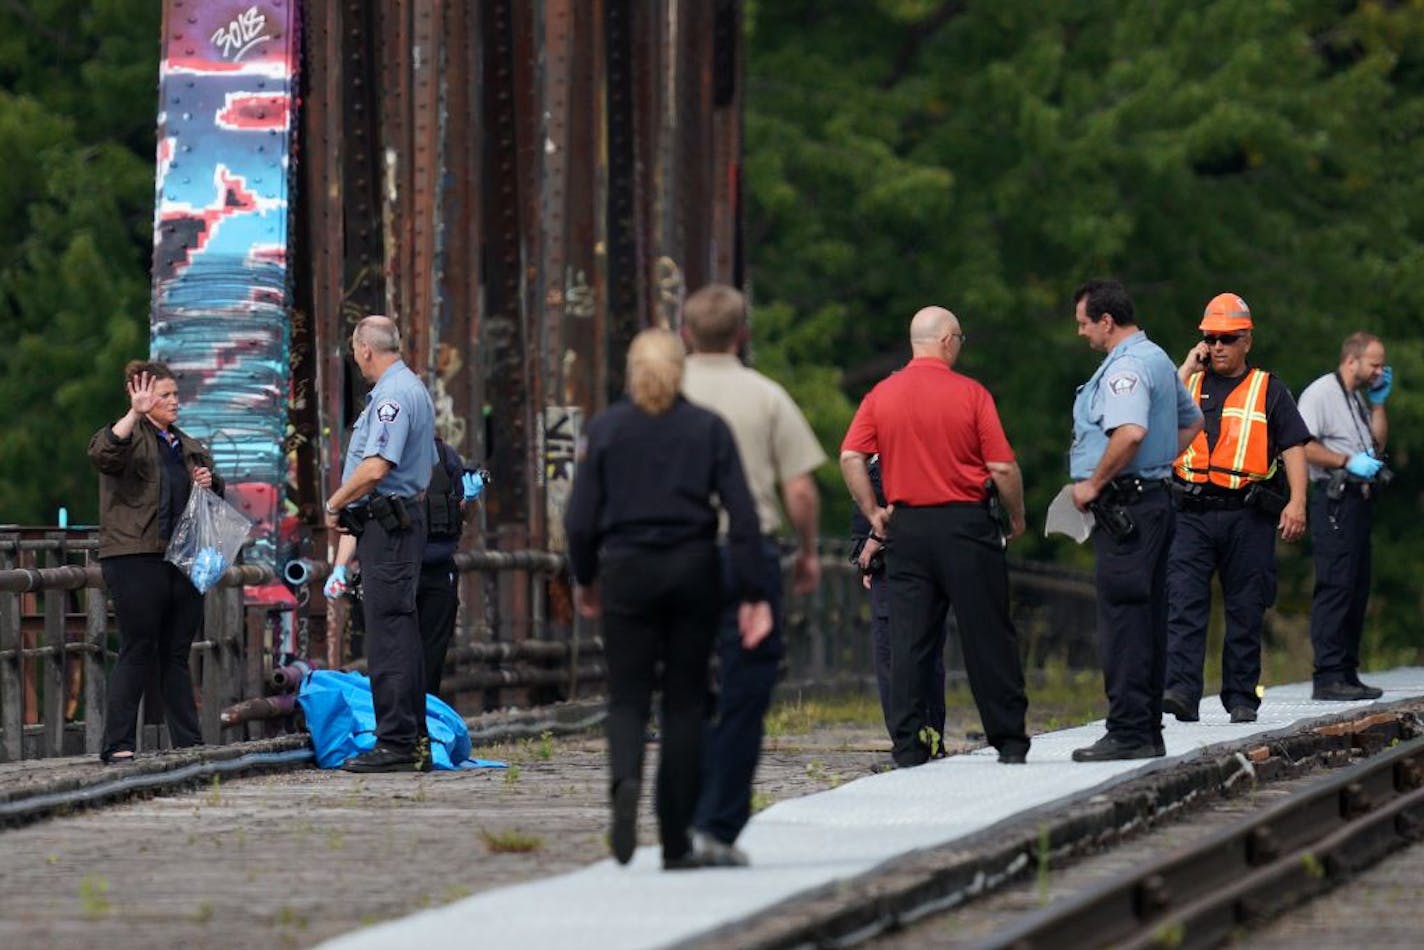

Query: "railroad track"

xmin=0 ymin=701 xmax=608 ymax=831
xmin=978 ymin=735 xmax=1424 ymax=949
xmin=696 ymin=707 xmax=1420 ymax=949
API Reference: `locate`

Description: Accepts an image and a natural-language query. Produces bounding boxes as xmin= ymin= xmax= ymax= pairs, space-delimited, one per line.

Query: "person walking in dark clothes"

xmin=323 ymin=315 xmax=437 ymax=773
xmin=88 ymin=361 xmax=224 ymax=764
xmin=849 ymin=455 xmax=945 ymax=741
xmin=1067 ymin=280 xmax=1203 ymax=762
xmin=1163 ymin=293 xmax=1309 ymax=724
xmin=1297 ymin=332 xmax=1394 ymax=700
xmin=565 ymin=328 xmax=772 ymax=870
xmin=841 ymin=306 xmax=1031 ymax=769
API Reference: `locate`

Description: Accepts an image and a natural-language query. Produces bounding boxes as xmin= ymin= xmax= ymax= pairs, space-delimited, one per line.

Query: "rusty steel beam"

xmin=336 ymin=0 xmax=387 ymax=453
xmin=295 ymin=0 xmax=343 ymax=530
xmin=406 ymin=0 xmax=443 ymax=374
xmin=431 ymin=0 xmax=480 ymax=462
xmin=561 ymin=0 xmax=605 ymax=414
xmin=511 ymin=0 xmax=546 ymax=559
xmin=674 ymin=0 xmax=714 ymax=297
xmin=603 ymin=0 xmax=641 ymax=400
xmin=711 ymin=0 xmax=744 ymax=288
xmin=481 ymin=0 xmax=531 ymax=530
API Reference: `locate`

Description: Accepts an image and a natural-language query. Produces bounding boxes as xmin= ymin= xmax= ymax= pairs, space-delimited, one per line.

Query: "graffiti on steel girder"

xmin=655 ymin=256 xmax=684 ymax=329
xmin=149 ymin=1 xmax=301 ymax=569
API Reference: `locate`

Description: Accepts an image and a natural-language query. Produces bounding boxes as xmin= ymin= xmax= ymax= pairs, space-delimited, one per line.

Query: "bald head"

xmin=909 ymin=307 xmax=962 ymax=362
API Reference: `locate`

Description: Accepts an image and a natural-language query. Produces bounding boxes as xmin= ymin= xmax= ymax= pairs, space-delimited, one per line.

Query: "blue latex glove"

xmin=1345 ymin=451 xmax=1383 ymax=480
xmin=1368 ymin=365 xmax=1393 ymax=405
xmin=461 ymin=469 xmax=488 ymax=501
xmin=189 ymin=546 xmax=227 ymax=594
xmin=323 ymin=564 xmax=349 ymax=599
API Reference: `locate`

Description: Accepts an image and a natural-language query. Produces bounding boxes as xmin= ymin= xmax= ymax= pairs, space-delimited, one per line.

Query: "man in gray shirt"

xmin=1296 ymin=332 xmax=1392 ymax=701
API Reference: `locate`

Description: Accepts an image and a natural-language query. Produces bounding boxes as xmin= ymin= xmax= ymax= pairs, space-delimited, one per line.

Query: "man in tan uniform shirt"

xmin=681 ymin=284 xmax=826 ymax=866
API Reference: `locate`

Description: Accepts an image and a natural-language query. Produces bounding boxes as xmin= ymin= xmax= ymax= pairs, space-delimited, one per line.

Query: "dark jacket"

xmin=87 ymin=419 xmax=224 ymax=559
xmin=563 ymin=396 xmax=766 ymax=602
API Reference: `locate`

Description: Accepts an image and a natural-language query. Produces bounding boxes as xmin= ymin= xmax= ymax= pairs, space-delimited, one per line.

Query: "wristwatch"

xmin=324 ymin=501 xmax=338 ymax=515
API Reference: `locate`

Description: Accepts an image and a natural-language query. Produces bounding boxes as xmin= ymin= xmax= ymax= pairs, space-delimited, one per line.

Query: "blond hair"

xmin=626 ymin=328 xmax=684 ymax=415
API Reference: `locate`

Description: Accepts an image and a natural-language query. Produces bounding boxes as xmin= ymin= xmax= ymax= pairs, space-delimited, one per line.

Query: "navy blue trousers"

xmin=603 ymin=545 xmax=720 ymax=860
xmin=417 ymin=561 xmax=459 ymax=699
xmin=1093 ymin=488 xmax=1174 ymax=745
xmin=357 ymin=507 xmax=427 ymax=751
xmin=1308 ymin=486 xmax=1374 ymax=687
xmin=1165 ymin=505 xmax=1276 ymax=712
xmin=100 ymin=554 xmax=204 ymax=757
xmin=868 ymin=572 xmax=945 ymax=742
xmin=694 ymin=539 xmax=783 ymax=846
xmin=885 ymin=505 xmax=1028 ymax=766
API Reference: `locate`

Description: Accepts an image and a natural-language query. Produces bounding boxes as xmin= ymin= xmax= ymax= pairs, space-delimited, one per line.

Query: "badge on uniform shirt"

xmin=375 ymin=400 xmax=401 ymax=423
xmin=1106 ymin=371 xmax=1140 ymax=396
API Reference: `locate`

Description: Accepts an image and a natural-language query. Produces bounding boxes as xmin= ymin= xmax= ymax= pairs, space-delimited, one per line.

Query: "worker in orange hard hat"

xmin=1199 ymin=292 xmax=1254 ymax=334
xmin=1163 ymin=292 xmax=1311 ymax=725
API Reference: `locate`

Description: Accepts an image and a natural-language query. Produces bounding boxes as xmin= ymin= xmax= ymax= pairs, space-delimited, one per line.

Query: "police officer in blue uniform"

xmin=324 ymin=315 xmax=438 ymax=772
xmin=1068 ymin=281 xmax=1203 ymax=762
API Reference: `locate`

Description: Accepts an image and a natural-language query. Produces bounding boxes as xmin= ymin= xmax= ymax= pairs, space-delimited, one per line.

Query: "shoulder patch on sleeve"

xmin=1106 ymin=371 xmax=1140 ymax=396
xmin=375 ymin=400 xmax=401 ymax=423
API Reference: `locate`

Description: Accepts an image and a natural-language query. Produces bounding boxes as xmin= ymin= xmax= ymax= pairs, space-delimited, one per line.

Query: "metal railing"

xmin=0 ymin=530 xmax=1098 ymax=762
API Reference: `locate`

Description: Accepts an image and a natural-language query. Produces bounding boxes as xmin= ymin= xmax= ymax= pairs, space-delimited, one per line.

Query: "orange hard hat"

xmin=1199 ymin=292 xmax=1253 ymax=332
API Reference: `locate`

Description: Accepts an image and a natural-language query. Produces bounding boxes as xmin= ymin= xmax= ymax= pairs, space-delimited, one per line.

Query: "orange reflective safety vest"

xmin=1174 ymin=369 xmax=1273 ymax=489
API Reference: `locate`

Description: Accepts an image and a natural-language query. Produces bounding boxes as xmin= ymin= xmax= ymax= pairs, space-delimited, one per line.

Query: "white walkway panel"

xmin=321 ymin=669 xmax=1424 ymax=950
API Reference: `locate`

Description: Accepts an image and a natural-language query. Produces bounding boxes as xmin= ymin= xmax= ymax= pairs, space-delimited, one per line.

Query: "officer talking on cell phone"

xmin=1067 ymin=281 xmax=1203 ymax=762
xmin=324 ymin=315 xmax=438 ymax=773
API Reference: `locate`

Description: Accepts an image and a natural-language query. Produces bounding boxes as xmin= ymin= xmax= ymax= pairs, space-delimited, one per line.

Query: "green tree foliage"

xmin=0 ymin=2 xmax=157 ymax=525
xmin=745 ymin=0 xmax=1423 ymax=648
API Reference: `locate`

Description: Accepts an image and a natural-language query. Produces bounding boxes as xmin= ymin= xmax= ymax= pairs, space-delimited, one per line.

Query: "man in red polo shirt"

xmin=841 ymin=306 xmax=1031 ymax=768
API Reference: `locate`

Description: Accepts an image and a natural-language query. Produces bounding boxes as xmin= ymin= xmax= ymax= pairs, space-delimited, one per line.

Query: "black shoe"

xmin=1312 ymin=682 xmax=1381 ymax=702
xmin=341 ymin=744 xmax=424 ymax=773
xmin=1229 ymin=705 xmax=1258 ymax=723
xmin=1162 ymin=691 xmax=1199 ymax=722
xmin=1153 ymin=735 xmax=1167 ymax=757
xmin=997 ymin=747 xmax=1028 ymax=764
xmin=662 ymin=850 xmax=707 ymax=871
xmin=1071 ymin=734 xmax=1164 ymax=762
xmin=1346 ymin=677 xmax=1385 ymax=699
xmin=610 ymin=779 xmax=640 ymax=865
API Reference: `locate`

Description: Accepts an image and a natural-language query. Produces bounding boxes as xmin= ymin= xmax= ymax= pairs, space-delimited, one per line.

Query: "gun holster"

xmin=338 ymin=506 xmax=369 ymax=537
xmin=1088 ymin=495 xmax=1136 ymax=543
xmin=369 ymin=494 xmax=412 ymax=532
xmin=849 ymin=535 xmax=886 ymax=577
xmin=1243 ymin=481 xmax=1288 ymax=517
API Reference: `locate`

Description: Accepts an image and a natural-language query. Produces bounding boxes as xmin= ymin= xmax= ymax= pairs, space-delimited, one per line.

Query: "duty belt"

xmin=1106 ymin=475 xmax=1168 ymax=503
xmin=1313 ymin=478 xmax=1372 ymax=500
xmin=1170 ymin=483 xmax=1248 ymax=511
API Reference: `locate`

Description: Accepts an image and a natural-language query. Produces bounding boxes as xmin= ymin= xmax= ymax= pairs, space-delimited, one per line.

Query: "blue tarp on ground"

xmin=297 ymin=669 xmax=505 ymax=770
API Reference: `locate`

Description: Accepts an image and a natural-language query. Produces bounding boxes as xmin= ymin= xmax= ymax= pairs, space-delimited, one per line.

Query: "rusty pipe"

xmin=267 ymin=659 xmax=323 ymax=692
xmin=219 ymin=692 xmax=299 ymax=726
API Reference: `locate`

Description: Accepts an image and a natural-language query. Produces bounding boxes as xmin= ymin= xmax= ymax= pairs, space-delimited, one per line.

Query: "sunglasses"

xmin=1202 ymin=334 xmax=1244 ymax=346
